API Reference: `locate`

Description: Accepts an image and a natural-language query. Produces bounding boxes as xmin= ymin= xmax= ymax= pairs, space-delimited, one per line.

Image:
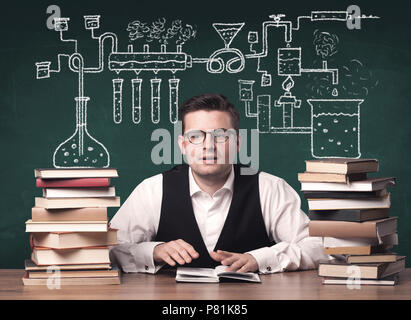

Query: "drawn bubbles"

xmin=339 ymin=59 xmax=378 ymax=98
xmin=127 ymin=18 xmax=197 ymax=47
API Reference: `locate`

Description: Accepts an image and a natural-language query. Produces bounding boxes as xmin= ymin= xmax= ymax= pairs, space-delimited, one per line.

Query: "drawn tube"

xmin=169 ymin=78 xmax=180 ymax=123
xmin=131 ymin=79 xmax=142 ymax=124
xmin=151 ymin=78 xmax=161 ymax=124
xmin=257 ymin=95 xmax=271 ymax=133
xmin=112 ymin=79 xmax=123 ymax=124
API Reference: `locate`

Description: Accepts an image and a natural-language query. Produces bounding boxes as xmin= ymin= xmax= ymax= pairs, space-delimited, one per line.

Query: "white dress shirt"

xmin=109 ymin=166 xmax=327 ymax=274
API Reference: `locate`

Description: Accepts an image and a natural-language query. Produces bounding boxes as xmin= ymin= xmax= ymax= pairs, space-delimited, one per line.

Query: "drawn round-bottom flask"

xmin=53 ymin=96 xmax=110 ymax=168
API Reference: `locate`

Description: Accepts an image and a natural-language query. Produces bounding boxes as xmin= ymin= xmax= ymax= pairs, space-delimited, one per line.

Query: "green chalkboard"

xmin=1 ymin=0 xmax=410 ymax=268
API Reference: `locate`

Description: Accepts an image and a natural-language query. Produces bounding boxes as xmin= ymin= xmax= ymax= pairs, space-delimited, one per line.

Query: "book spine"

xmin=309 ymin=220 xmax=377 ymax=238
xmin=31 ymin=207 xmax=108 ymax=221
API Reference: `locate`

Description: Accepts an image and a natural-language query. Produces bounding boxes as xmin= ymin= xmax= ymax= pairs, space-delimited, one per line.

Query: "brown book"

xmin=298 ymin=172 xmax=366 ymax=183
xmin=31 ymin=229 xmax=118 ymax=249
xmin=345 ymin=253 xmax=398 ymax=264
xmin=318 ymin=256 xmax=405 ymax=279
xmin=28 ymin=265 xmax=120 ymax=279
xmin=309 ymin=217 xmax=397 ymax=238
xmin=305 ymin=158 xmax=379 ymax=174
xmin=24 ymin=259 xmax=111 ymax=271
xmin=22 ymin=273 xmax=121 ymax=285
xmin=31 ymin=246 xmax=111 ymax=266
xmin=34 ymin=168 xmax=118 ymax=179
xmin=32 ymin=207 xmax=108 ymax=222
xmin=26 ymin=219 xmax=108 ymax=232
xmin=35 ymin=196 xmax=120 ymax=209
xmin=324 ymin=245 xmax=393 ymax=255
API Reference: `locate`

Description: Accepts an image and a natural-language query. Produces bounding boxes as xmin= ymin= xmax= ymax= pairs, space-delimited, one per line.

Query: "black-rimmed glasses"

xmin=183 ymin=128 xmax=237 ymax=145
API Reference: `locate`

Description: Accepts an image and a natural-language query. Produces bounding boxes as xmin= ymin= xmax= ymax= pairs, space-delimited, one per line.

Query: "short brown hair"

xmin=179 ymin=93 xmax=240 ymax=133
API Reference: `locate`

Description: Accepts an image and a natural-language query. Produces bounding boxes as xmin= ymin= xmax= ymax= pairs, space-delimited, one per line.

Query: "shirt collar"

xmin=188 ymin=165 xmax=234 ymax=197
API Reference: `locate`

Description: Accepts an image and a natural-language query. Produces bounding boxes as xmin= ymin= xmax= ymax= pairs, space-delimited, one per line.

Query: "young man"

xmin=109 ymin=93 xmax=326 ymax=274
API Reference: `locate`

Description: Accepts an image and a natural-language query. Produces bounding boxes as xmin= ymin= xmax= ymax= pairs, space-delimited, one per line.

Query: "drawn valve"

xmin=53 ymin=97 xmax=110 ymax=168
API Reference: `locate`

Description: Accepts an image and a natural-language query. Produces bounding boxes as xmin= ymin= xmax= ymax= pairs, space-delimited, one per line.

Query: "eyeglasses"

xmin=183 ymin=128 xmax=237 ymax=145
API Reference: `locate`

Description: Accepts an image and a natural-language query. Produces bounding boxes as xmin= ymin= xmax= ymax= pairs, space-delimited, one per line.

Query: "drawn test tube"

xmin=131 ymin=79 xmax=142 ymax=124
xmin=151 ymin=78 xmax=161 ymax=124
xmin=169 ymin=78 xmax=180 ymax=123
xmin=112 ymin=79 xmax=123 ymax=124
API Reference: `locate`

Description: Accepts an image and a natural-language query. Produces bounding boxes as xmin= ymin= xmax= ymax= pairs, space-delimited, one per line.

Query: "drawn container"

xmin=257 ymin=95 xmax=271 ymax=133
xmin=53 ymin=97 xmax=109 ymax=168
xmin=112 ymin=79 xmax=123 ymax=124
xmin=151 ymin=79 xmax=161 ymax=124
xmin=169 ymin=79 xmax=180 ymax=124
xmin=307 ymin=99 xmax=363 ymax=158
xmin=131 ymin=79 xmax=142 ymax=124
xmin=278 ymin=48 xmax=301 ymax=76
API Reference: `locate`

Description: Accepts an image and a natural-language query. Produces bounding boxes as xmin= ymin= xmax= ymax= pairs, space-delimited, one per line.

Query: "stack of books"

xmin=23 ymin=168 xmax=121 ymax=286
xmin=298 ymin=158 xmax=406 ymax=286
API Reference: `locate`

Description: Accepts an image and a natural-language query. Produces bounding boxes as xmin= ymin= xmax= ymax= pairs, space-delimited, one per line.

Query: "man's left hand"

xmin=209 ymin=250 xmax=258 ymax=273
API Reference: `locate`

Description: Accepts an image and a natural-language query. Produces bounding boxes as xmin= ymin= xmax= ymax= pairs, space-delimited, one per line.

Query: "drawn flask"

xmin=53 ymin=97 xmax=110 ymax=168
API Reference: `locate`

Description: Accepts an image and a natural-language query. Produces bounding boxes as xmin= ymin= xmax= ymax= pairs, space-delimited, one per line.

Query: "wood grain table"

xmin=1 ymin=269 xmax=411 ymax=300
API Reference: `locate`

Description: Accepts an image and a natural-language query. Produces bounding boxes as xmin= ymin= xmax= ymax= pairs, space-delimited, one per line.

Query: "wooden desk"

xmin=1 ymin=269 xmax=411 ymax=300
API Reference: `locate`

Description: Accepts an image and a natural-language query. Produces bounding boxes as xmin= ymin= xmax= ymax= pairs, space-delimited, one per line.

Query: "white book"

xmin=323 ymin=233 xmax=398 ymax=247
xmin=300 ymin=177 xmax=395 ymax=192
xmin=25 ymin=219 xmax=108 ymax=232
xmin=43 ymin=187 xmax=116 ymax=198
xmin=322 ymin=274 xmax=399 ymax=286
xmin=308 ymin=194 xmax=390 ymax=210
xmin=176 ymin=266 xmax=261 ymax=283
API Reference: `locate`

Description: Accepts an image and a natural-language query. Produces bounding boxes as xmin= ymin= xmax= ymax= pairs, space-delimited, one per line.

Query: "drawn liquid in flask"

xmin=53 ymin=97 xmax=110 ymax=168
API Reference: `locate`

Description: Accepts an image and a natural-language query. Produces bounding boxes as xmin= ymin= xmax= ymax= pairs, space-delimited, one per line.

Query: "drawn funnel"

xmin=307 ymin=99 xmax=363 ymax=159
xmin=213 ymin=23 xmax=245 ymax=48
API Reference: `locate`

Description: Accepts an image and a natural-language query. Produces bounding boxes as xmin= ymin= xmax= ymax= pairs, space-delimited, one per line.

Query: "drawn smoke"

xmin=306 ymin=30 xmax=378 ymax=99
xmin=127 ymin=18 xmax=197 ymax=46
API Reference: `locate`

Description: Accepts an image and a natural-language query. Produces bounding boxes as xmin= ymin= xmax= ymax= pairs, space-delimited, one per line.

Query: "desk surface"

xmin=1 ymin=269 xmax=411 ymax=300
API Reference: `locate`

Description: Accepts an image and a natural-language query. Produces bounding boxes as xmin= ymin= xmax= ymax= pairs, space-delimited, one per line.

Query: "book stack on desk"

xmin=22 ymin=168 xmax=121 ymax=286
xmin=298 ymin=158 xmax=406 ymax=286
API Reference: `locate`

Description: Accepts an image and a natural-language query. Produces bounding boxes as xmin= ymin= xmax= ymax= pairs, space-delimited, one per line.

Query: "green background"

xmin=0 ymin=0 xmax=410 ymax=268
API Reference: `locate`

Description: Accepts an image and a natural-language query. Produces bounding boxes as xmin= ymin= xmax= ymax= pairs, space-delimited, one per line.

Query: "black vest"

xmin=155 ymin=164 xmax=274 ymax=268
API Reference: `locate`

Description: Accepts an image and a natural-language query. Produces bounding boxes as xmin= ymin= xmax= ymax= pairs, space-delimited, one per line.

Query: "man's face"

xmin=178 ymin=110 xmax=239 ymax=178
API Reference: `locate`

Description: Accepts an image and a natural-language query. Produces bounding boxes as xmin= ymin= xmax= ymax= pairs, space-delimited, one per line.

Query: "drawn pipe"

xmin=311 ymin=11 xmax=348 ymax=21
xmin=108 ymin=52 xmax=189 ymax=73
xmin=131 ymin=78 xmax=142 ymax=124
xmin=257 ymin=95 xmax=271 ymax=133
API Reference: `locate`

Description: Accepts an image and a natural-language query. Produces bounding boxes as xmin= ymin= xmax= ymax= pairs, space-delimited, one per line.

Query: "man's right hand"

xmin=153 ymin=239 xmax=199 ymax=266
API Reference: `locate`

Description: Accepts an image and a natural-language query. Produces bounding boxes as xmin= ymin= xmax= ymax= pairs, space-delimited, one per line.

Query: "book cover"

xmin=34 ymin=196 xmax=120 ymax=209
xmin=25 ymin=219 xmax=108 ymax=232
xmin=307 ymin=193 xmax=391 ymax=210
xmin=34 ymin=168 xmax=118 ymax=179
xmin=309 ymin=217 xmax=397 ymax=239
xmin=300 ymin=177 xmax=396 ymax=192
xmin=307 ymin=208 xmax=390 ymax=222
xmin=31 ymin=207 xmax=108 ymax=222
xmin=298 ymin=172 xmax=366 ymax=183
xmin=36 ymin=178 xmax=111 ymax=188
xmin=303 ymin=189 xmax=387 ymax=199
xmin=42 ymin=186 xmax=116 ymax=198
xmin=305 ymin=158 xmax=379 ymax=174
xmin=31 ymin=246 xmax=111 ymax=265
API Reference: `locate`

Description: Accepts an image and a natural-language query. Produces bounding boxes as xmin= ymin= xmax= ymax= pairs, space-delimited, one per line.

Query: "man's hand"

xmin=153 ymin=239 xmax=199 ymax=267
xmin=210 ymin=250 xmax=258 ymax=273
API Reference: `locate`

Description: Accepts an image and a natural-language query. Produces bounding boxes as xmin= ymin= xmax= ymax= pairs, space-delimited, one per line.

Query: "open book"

xmin=176 ymin=266 xmax=261 ymax=283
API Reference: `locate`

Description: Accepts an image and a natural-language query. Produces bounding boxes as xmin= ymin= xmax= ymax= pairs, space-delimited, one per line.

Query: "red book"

xmin=36 ymin=178 xmax=111 ymax=188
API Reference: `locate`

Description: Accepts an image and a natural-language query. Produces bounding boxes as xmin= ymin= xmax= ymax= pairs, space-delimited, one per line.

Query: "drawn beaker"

xmin=53 ymin=97 xmax=110 ymax=168
xmin=307 ymin=99 xmax=363 ymax=158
